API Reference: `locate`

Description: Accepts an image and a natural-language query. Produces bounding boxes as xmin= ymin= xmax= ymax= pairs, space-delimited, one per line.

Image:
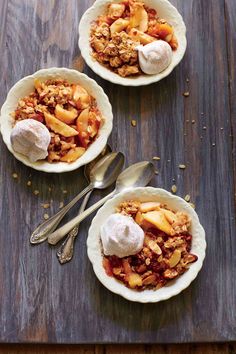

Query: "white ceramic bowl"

xmin=0 ymin=68 xmax=113 ymax=173
xmin=79 ymin=0 xmax=187 ymax=86
xmin=87 ymin=187 xmax=206 ymax=303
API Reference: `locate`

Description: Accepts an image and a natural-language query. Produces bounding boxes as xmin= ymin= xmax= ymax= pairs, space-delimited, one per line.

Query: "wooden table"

xmin=0 ymin=343 xmax=235 ymax=353
xmin=0 ymin=0 xmax=236 ymax=351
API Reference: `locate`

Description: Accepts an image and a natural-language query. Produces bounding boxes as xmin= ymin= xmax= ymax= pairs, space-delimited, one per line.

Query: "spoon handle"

xmin=48 ymin=189 xmax=116 ymax=245
xmin=30 ymin=184 xmax=93 ymax=244
xmin=57 ymin=190 xmax=92 ymax=264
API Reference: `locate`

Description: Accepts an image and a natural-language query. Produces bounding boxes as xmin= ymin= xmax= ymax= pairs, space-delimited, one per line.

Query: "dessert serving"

xmin=87 ymin=187 xmax=206 ymax=302
xmin=0 ymin=68 xmax=113 ymax=172
xmin=102 ymin=200 xmax=198 ymax=290
xmin=90 ymin=0 xmax=177 ymax=77
xmin=11 ymin=78 xmax=102 ymax=163
xmin=79 ymin=0 xmax=187 ymax=85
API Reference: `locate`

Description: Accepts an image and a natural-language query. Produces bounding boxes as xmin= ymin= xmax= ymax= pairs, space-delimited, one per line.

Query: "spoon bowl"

xmin=89 ymin=152 xmax=125 ymax=189
xmin=84 ymin=144 xmax=112 ymax=180
xmin=116 ymin=161 xmax=155 ymax=192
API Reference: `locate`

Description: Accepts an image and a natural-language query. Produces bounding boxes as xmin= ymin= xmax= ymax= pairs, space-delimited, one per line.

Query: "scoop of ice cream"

xmin=137 ymin=40 xmax=173 ymax=75
xmin=101 ymin=213 xmax=144 ymax=258
xmin=11 ymin=119 xmax=51 ymax=162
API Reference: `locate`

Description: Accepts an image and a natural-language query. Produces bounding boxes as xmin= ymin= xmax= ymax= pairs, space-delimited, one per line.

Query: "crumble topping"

xmin=103 ymin=199 xmax=197 ymax=291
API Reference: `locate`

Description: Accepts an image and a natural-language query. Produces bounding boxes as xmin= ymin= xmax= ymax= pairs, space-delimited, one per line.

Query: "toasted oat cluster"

xmin=90 ymin=0 xmax=178 ymax=77
xmin=12 ymin=79 xmax=102 ymax=163
xmin=103 ymin=200 xmax=198 ymax=290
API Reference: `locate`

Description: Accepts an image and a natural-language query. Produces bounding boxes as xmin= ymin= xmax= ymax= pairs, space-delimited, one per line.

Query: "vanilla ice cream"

xmin=137 ymin=40 xmax=173 ymax=75
xmin=11 ymin=119 xmax=51 ymax=162
xmin=101 ymin=213 xmax=144 ymax=258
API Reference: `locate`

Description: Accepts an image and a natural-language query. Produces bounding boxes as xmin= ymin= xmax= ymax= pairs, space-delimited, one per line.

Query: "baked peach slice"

xmin=60 ymin=147 xmax=85 ymax=163
xmin=108 ymin=3 xmax=125 ymax=20
xmin=76 ymin=109 xmax=100 ymax=147
xmin=142 ymin=210 xmax=175 ymax=236
xmin=135 ymin=211 xmax=153 ymax=230
xmin=103 ymin=258 xmax=113 ymax=276
xmin=110 ymin=18 xmax=129 ymax=36
xmin=129 ymin=28 xmax=155 ymax=45
xmin=55 ymin=104 xmax=78 ymax=124
xmin=140 ymin=202 xmax=161 ymax=213
xmin=148 ymin=23 xmax=174 ymax=42
xmin=72 ymin=84 xmax=91 ymax=110
xmin=44 ymin=111 xmax=78 ymax=137
xmin=76 ymin=108 xmax=90 ymax=147
xmin=122 ymin=259 xmax=142 ymax=288
xmin=161 ymin=209 xmax=178 ymax=225
xmin=169 ymin=34 xmax=178 ymax=50
xmin=129 ymin=2 xmax=148 ymax=32
xmin=34 ymin=78 xmax=43 ymax=92
xmin=88 ymin=111 xmax=100 ymax=138
xmin=128 ymin=273 xmax=143 ymax=288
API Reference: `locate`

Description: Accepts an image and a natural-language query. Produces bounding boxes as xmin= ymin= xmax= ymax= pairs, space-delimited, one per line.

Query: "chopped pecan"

xmin=116 ymin=200 xmax=140 ymax=216
xmin=135 ymin=264 xmax=147 ymax=273
xmin=163 ymin=269 xmax=179 ymax=279
xmin=104 ymin=43 xmax=119 ymax=56
xmin=91 ymin=37 xmax=106 ymax=53
xmin=141 ymin=270 xmax=153 ymax=279
xmin=117 ymin=64 xmax=140 ymax=77
xmin=142 ymin=274 xmax=157 ymax=286
xmin=182 ymin=253 xmax=198 ymax=265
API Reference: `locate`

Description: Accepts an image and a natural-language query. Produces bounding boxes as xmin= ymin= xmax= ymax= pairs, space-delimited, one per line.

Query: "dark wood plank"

xmin=224 ymin=0 xmax=236 ymax=221
xmin=0 ymin=343 xmax=236 ymax=354
xmin=0 ymin=345 xmax=95 ymax=354
xmin=0 ymin=0 xmax=235 ymax=344
xmin=106 ymin=343 xmax=236 ymax=354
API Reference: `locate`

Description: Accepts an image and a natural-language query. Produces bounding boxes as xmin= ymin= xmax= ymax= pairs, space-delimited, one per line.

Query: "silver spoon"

xmin=57 ymin=145 xmax=112 ymax=264
xmin=48 ymin=161 xmax=155 ymax=245
xmin=30 ymin=151 xmax=124 ymax=244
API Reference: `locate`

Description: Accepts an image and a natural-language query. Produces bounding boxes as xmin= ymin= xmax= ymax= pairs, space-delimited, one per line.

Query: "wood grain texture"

xmin=224 ymin=0 xmax=236 ymax=222
xmin=0 ymin=0 xmax=236 ymax=345
xmin=0 ymin=343 xmax=236 ymax=354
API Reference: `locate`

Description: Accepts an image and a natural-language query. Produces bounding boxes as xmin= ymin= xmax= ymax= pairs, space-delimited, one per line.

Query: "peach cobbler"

xmin=90 ymin=0 xmax=178 ymax=77
xmin=101 ymin=200 xmax=198 ymax=290
xmin=11 ymin=79 xmax=102 ymax=163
